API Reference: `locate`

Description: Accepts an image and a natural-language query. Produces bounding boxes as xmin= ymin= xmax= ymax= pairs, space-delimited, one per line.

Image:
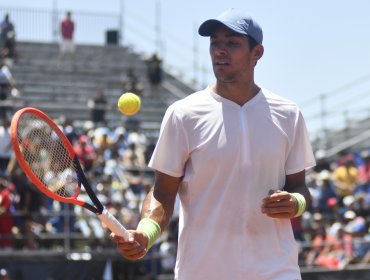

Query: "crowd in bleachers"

xmin=2 ymin=112 xmax=370 ymax=272
xmin=294 ymin=149 xmax=370 ymax=269
xmin=1 ymin=118 xmax=176 ymax=280
xmin=0 ymin=116 xmax=177 ymax=273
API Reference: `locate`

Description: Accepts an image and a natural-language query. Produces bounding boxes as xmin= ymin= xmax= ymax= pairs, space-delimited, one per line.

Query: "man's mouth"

xmin=214 ymin=61 xmax=230 ymax=67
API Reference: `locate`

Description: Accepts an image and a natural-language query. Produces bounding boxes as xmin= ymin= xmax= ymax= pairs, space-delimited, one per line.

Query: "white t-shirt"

xmin=149 ymin=87 xmax=316 ymax=280
xmin=0 ymin=126 xmax=11 ymax=158
xmin=0 ymin=65 xmax=12 ymax=85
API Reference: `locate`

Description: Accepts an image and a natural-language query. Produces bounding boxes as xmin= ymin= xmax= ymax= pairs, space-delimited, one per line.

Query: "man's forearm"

xmin=141 ymin=187 xmax=175 ymax=231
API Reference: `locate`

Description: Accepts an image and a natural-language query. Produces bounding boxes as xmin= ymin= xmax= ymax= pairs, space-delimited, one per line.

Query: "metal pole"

xmin=320 ymin=94 xmax=328 ymax=149
xmin=52 ymin=0 xmax=58 ymax=42
xmin=343 ymin=110 xmax=350 ymax=141
xmin=119 ymin=0 xmax=124 ymax=45
xmin=155 ymin=0 xmax=161 ymax=55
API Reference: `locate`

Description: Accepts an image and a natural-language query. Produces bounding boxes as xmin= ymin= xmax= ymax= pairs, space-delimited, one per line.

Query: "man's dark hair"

xmin=247 ymin=36 xmax=259 ymax=50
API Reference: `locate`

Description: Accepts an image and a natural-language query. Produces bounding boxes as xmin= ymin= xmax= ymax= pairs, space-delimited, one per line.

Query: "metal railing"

xmin=0 ymin=7 xmax=121 ymax=45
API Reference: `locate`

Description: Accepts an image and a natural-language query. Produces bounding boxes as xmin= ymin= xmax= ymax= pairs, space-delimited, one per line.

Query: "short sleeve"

xmin=148 ymin=104 xmax=189 ymax=177
xmin=285 ymin=111 xmax=316 ymax=175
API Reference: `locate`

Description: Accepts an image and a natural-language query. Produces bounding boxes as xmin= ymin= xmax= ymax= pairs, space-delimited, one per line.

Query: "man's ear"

xmin=254 ymin=44 xmax=264 ymax=61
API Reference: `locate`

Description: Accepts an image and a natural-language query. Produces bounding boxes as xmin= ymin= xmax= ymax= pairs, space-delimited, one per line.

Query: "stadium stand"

xmin=9 ymin=42 xmax=193 ymax=140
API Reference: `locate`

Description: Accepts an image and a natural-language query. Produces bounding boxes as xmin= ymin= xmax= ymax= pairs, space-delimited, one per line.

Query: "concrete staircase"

xmin=10 ymin=42 xmax=194 ymax=139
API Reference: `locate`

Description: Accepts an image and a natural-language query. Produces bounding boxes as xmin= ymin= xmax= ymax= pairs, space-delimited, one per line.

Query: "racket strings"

xmin=17 ymin=113 xmax=79 ymax=198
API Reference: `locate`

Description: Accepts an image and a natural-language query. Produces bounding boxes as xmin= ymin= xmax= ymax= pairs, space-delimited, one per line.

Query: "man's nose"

xmin=213 ymin=44 xmax=227 ymax=56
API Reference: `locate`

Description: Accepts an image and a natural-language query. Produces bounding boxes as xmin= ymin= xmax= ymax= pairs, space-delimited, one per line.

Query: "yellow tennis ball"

xmin=117 ymin=92 xmax=141 ymax=116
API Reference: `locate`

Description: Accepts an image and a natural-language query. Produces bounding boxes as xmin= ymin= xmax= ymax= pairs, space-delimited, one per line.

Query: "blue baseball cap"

xmin=198 ymin=8 xmax=263 ymax=45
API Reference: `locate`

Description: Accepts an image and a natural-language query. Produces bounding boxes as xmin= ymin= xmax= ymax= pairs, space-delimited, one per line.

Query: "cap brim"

xmin=198 ymin=19 xmax=226 ymax=36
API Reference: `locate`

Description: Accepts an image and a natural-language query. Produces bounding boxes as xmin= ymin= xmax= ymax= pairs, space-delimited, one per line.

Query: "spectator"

xmin=127 ymin=128 xmax=148 ymax=151
xmin=305 ymin=225 xmax=327 ymax=267
xmin=9 ymin=167 xmax=44 ymax=249
xmin=291 ymin=215 xmax=304 ymax=241
xmin=0 ymin=178 xmax=14 ymax=248
xmin=110 ymin=128 xmax=128 ymax=160
xmin=87 ymin=90 xmax=108 ymax=126
xmin=358 ymin=150 xmax=370 ymax=187
xmin=315 ymin=223 xmax=353 ymax=269
xmin=59 ymin=11 xmax=75 ymax=63
xmin=326 ymin=197 xmax=342 ymax=221
xmin=344 ymin=216 xmax=370 ymax=264
xmin=0 ymin=60 xmax=15 ymax=122
xmin=94 ymin=130 xmax=113 ymax=161
xmin=0 ymin=120 xmax=11 ymax=177
xmin=122 ymin=142 xmax=146 ymax=169
xmin=0 ymin=268 xmax=9 ymax=280
xmin=58 ymin=115 xmax=78 ymax=143
xmin=313 ymin=149 xmax=331 ymax=173
xmin=73 ymin=135 xmax=97 ymax=172
xmin=121 ymin=67 xmax=145 ymax=96
xmin=333 ymin=155 xmax=359 ymax=204
xmin=0 ymin=14 xmax=17 ymax=67
xmin=146 ymin=53 xmax=162 ymax=95
xmin=317 ymin=170 xmax=338 ymax=213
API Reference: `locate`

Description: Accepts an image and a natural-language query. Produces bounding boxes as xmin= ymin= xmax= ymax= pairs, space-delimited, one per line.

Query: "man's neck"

xmin=211 ymin=81 xmax=260 ymax=106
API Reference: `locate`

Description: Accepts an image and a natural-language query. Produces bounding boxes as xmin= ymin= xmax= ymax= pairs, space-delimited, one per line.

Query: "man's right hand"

xmin=110 ymin=230 xmax=149 ymax=261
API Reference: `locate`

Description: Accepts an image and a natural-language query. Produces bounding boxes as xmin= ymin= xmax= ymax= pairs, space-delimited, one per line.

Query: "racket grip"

xmin=98 ymin=208 xmax=129 ymax=240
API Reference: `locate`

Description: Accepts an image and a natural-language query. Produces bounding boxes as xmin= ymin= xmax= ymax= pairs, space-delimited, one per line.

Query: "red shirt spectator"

xmin=0 ymin=178 xmax=14 ymax=248
xmin=61 ymin=11 xmax=74 ymax=40
xmin=73 ymin=135 xmax=97 ymax=171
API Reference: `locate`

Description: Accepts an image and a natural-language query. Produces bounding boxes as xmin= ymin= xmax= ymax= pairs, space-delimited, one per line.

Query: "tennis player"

xmin=111 ymin=8 xmax=316 ymax=280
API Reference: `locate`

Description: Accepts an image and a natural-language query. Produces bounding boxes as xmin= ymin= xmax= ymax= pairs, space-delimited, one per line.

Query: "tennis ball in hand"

xmin=117 ymin=92 xmax=141 ymax=116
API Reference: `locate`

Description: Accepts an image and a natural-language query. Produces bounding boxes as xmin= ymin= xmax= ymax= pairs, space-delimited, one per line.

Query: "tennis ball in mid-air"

xmin=117 ymin=92 xmax=141 ymax=116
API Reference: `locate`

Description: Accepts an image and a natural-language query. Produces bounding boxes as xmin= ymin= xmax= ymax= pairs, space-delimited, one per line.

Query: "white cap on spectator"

xmin=343 ymin=195 xmax=355 ymax=207
xmin=344 ymin=210 xmax=356 ymax=220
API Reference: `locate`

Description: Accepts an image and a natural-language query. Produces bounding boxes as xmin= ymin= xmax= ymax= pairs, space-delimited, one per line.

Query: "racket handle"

xmin=98 ymin=208 xmax=129 ymax=240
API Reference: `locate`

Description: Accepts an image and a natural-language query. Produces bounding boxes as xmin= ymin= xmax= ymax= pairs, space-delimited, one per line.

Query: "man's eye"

xmin=227 ymin=41 xmax=239 ymax=46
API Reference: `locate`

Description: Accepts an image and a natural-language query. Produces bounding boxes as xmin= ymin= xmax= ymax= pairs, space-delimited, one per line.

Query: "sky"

xmin=3 ymin=0 xmax=370 ymax=141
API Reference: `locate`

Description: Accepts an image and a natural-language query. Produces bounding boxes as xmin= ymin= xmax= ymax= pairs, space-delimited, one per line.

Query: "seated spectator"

xmin=326 ymin=197 xmax=343 ymax=221
xmin=352 ymin=189 xmax=370 ymax=218
xmin=309 ymin=169 xmax=338 ymax=213
xmin=146 ymin=53 xmax=162 ymax=95
xmin=305 ymin=225 xmax=327 ymax=267
xmin=333 ymin=155 xmax=359 ymax=204
xmin=0 ymin=177 xmax=14 ymax=248
xmin=9 ymin=167 xmax=45 ymax=249
xmin=0 ymin=120 xmax=11 ymax=177
xmin=357 ymin=150 xmax=370 ymax=187
xmin=0 ymin=60 xmax=15 ymax=122
xmin=92 ymin=128 xmax=113 ymax=162
xmin=0 ymin=268 xmax=9 ymax=280
xmin=291 ymin=215 xmax=304 ymax=241
xmin=122 ymin=142 xmax=146 ymax=168
xmin=110 ymin=128 xmax=128 ymax=159
xmin=87 ymin=90 xmax=109 ymax=126
xmin=315 ymin=222 xmax=353 ymax=269
xmin=344 ymin=216 xmax=370 ymax=264
xmin=73 ymin=135 xmax=97 ymax=172
xmin=121 ymin=67 xmax=144 ymax=96
xmin=127 ymin=128 xmax=148 ymax=151
xmin=0 ymin=14 xmax=17 ymax=67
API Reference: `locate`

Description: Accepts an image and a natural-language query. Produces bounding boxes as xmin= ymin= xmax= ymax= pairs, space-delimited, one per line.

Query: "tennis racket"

xmin=10 ymin=107 xmax=129 ymax=239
